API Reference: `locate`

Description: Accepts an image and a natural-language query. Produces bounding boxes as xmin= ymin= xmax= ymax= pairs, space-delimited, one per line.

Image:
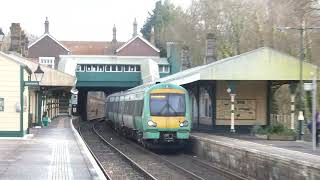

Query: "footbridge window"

xmin=76 ymin=64 xmax=141 ymax=72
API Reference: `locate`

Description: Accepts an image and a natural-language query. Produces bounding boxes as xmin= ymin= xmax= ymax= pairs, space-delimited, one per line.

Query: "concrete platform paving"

xmin=0 ymin=116 xmax=102 ymax=180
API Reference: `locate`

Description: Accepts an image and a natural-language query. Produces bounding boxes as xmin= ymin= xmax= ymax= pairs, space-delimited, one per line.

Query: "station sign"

xmin=24 ymin=81 xmax=39 ymax=87
xmin=71 ymin=94 xmax=78 ymax=105
xmin=304 ymin=83 xmax=313 ymax=91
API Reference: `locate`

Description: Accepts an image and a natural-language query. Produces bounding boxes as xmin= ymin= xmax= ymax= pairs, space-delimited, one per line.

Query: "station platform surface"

xmin=0 ymin=116 xmax=100 ymax=180
xmin=192 ymin=132 xmax=320 ymax=163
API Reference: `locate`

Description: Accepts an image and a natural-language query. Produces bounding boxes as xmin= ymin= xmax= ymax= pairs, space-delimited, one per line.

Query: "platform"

xmin=190 ymin=132 xmax=320 ymax=180
xmin=0 ymin=116 xmax=103 ymax=180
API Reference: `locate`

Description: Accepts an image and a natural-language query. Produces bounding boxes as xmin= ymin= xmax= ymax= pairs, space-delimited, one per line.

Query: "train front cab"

xmin=143 ymin=85 xmax=191 ymax=145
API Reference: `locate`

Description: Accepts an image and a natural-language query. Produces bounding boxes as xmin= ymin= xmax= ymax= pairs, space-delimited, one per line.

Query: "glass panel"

xmin=164 ymin=66 xmax=169 ymax=72
xmin=98 ymin=65 xmax=104 ymax=72
xmin=86 ymin=65 xmax=91 ymax=72
xmin=129 ymin=65 xmax=135 ymax=71
xmin=124 ymin=65 xmax=129 ymax=72
xmin=117 ymin=65 xmax=122 ymax=72
xmin=150 ymin=94 xmax=185 ymax=116
xmin=111 ymin=65 xmax=116 ymax=71
xmin=105 ymin=65 xmax=111 ymax=71
xmin=136 ymin=65 xmax=141 ymax=71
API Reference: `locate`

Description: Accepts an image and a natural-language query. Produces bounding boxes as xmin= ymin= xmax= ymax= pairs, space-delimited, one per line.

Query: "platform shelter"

xmin=159 ymin=47 xmax=319 ymax=132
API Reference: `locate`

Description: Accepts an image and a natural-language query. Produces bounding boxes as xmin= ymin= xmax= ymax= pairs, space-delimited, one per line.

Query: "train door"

xmin=119 ymin=96 xmax=125 ymax=127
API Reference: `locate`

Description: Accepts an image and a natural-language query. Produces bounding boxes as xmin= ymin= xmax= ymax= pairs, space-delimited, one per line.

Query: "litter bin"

xmin=43 ymin=117 xmax=49 ymax=127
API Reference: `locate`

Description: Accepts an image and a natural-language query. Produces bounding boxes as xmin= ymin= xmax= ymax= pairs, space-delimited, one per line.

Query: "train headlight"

xmin=180 ymin=121 xmax=189 ymax=127
xmin=148 ymin=121 xmax=157 ymax=127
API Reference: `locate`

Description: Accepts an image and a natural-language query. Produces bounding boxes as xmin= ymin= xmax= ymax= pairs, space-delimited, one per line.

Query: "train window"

xmin=105 ymin=65 xmax=111 ymax=72
xmin=97 ymin=65 xmax=104 ymax=72
xmin=124 ymin=65 xmax=129 ymax=72
xmin=136 ymin=65 xmax=141 ymax=72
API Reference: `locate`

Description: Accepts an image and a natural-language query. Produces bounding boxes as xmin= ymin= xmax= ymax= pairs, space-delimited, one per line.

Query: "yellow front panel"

xmin=150 ymin=89 xmax=185 ymax=94
xmin=151 ymin=116 xmax=184 ymax=129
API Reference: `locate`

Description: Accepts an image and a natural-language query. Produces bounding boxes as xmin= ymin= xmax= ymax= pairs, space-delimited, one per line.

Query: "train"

xmin=87 ymin=91 xmax=106 ymax=121
xmin=105 ymin=83 xmax=191 ymax=148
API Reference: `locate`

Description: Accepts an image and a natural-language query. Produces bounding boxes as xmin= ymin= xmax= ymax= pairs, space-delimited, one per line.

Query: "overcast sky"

xmin=0 ymin=0 xmax=191 ymax=42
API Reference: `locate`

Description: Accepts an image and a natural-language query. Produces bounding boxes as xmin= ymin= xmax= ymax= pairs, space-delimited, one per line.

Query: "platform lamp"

xmin=0 ymin=28 xmax=5 ymax=50
xmin=34 ymin=65 xmax=44 ymax=83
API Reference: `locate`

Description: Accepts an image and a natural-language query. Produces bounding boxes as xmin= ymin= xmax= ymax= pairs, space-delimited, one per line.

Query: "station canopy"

xmin=159 ymin=47 xmax=319 ymax=85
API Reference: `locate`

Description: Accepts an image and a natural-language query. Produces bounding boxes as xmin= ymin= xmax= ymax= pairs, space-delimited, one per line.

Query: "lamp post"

xmin=277 ymin=26 xmax=320 ymax=140
xmin=0 ymin=28 xmax=5 ymax=50
xmin=24 ymin=64 xmax=44 ymax=132
xmin=227 ymin=85 xmax=236 ymax=133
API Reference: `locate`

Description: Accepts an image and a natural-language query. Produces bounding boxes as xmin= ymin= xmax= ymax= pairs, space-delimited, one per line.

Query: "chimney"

xmin=44 ymin=17 xmax=49 ymax=34
xmin=205 ymin=33 xmax=217 ymax=64
xmin=112 ymin=24 xmax=117 ymax=43
xmin=133 ymin=18 xmax=137 ymax=37
xmin=9 ymin=23 xmax=21 ymax=53
xmin=181 ymin=46 xmax=191 ymax=70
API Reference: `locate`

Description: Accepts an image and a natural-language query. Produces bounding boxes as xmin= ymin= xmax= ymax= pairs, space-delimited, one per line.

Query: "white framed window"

xmin=39 ymin=57 xmax=55 ymax=68
xmin=86 ymin=65 xmax=92 ymax=72
xmin=135 ymin=65 xmax=141 ymax=72
xmin=159 ymin=65 xmax=170 ymax=73
xmin=105 ymin=65 xmax=111 ymax=72
xmin=97 ymin=65 xmax=104 ymax=72
xmin=124 ymin=65 xmax=130 ymax=72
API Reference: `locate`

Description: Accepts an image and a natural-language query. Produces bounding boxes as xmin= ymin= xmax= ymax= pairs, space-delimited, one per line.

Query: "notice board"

xmin=216 ymin=99 xmax=256 ymax=120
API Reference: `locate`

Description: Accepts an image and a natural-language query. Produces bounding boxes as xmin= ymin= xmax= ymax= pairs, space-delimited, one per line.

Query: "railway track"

xmin=78 ymin=120 xmax=154 ymax=180
xmin=93 ymin=120 xmax=245 ymax=180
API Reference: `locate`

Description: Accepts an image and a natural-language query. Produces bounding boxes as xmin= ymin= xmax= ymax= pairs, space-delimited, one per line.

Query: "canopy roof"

xmin=7 ymin=53 xmax=75 ymax=87
xmin=159 ymin=47 xmax=319 ymax=85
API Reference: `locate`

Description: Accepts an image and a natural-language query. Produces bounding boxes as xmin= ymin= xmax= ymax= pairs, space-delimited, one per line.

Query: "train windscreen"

xmin=150 ymin=94 xmax=185 ymax=116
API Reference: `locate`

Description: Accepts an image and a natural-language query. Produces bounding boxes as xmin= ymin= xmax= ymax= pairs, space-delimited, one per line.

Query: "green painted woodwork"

xmin=0 ymin=131 xmax=25 ymax=137
xmin=20 ymin=66 xmax=24 ymax=136
xmin=160 ymin=73 xmax=170 ymax=78
xmin=37 ymin=91 xmax=43 ymax=126
xmin=76 ymin=72 xmax=141 ymax=87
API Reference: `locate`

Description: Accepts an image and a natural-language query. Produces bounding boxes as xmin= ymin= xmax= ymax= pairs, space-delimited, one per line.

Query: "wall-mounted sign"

xmin=71 ymin=94 xmax=78 ymax=105
xmin=0 ymin=98 xmax=4 ymax=112
xmin=216 ymin=99 xmax=256 ymax=120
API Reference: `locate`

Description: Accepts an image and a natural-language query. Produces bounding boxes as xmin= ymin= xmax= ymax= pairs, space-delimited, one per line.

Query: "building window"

xmin=105 ymin=65 xmax=111 ymax=72
xmin=136 ymin=65 xmax=141 ymax=72
xmin=124 ymin=65 xmax=129 ymax=72
xmin=86 ymin=65 xmax=92 ymax=72
xmin=116 ymin=65 xmax=123 ymax=72
xmin=76 ymin=64 xmax=86 ymax=72
xmin=111 ymin=65 xmax=117 ymax=72
xmin=39 ymin=57 xmax=55 ymax=68
xmin=159 ymin=65 xmax=170 ymax=73
xmin=129 ymin=65 xmax=135 ymax=72
xmin=97 ymin=65 xmax=104 ymax=72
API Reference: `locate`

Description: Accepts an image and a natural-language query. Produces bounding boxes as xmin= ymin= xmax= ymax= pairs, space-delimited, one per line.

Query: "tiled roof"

xmin=61 ymin=41 xmax=124 ymax=55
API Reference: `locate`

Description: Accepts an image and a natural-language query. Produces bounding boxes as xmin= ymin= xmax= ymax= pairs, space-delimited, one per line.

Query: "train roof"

xmin=107 ymin=82 xmax=186 ymax=98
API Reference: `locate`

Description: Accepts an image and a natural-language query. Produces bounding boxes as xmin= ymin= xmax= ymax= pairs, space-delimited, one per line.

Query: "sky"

xmin=0 ymin=0 xmax=191 ymax=42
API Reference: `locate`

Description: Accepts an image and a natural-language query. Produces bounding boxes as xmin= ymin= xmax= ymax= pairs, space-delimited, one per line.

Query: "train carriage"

xmin=106 ymin=83 xmax=191 ymax=148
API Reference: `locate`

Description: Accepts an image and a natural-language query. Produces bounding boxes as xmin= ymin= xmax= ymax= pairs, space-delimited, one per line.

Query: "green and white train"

xmin=105 ymin=83 xmax=191 ymax=148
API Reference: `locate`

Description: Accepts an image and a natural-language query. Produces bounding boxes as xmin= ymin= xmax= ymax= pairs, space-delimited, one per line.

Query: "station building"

xmin=0 ymin=52 xmax=75 ymax=137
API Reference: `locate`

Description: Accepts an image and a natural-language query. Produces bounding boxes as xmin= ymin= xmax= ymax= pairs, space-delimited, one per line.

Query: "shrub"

xmin=255 ymin=123 xmax=296 ymax=136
